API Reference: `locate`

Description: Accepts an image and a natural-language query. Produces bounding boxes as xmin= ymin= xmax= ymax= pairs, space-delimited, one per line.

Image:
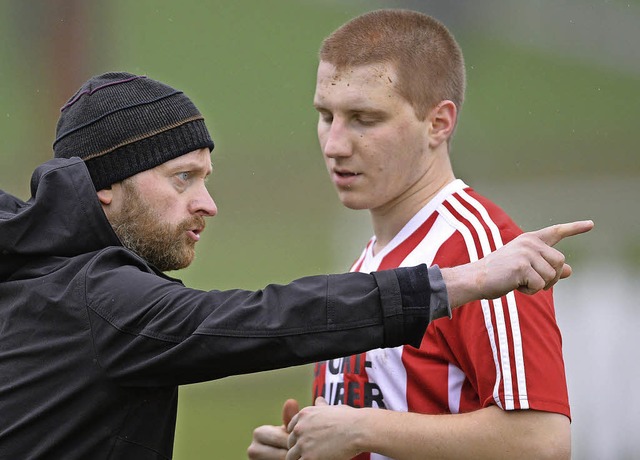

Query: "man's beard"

xmin=109 ymin=179 xmax=205 ymax=272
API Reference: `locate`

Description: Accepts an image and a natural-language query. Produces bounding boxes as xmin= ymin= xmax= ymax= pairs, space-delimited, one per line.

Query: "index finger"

xmin=532 ymin=220 xmax=594 ymax=246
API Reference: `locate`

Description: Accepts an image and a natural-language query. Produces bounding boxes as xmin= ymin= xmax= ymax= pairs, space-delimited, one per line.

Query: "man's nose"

xmin=322 ymin=120 xmax=352 ymax=159
xmin=190 ymin=183 xmax=218 ymax=217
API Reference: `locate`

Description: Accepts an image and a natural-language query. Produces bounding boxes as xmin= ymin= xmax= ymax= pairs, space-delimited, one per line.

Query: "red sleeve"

xmin=436 ymin=288 xmax=570 ymax=418
xmin=405 ymin=190 xmax=570 ymax=419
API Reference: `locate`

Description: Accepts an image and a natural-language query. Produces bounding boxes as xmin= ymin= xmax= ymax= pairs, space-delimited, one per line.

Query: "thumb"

xmin=282 ymin=399 xmax=300 ymax=426
xmin=558 ymin=263 xmax=573 ymax=281
xmin=533 ymin=220 xmax=594 ymax=247
xmin=314 ymin=396 xmax=329 ymax=406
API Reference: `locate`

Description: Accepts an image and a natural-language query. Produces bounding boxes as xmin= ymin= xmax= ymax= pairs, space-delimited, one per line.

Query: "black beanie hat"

xmin=53 ymin=72 xmax=215 ymax=191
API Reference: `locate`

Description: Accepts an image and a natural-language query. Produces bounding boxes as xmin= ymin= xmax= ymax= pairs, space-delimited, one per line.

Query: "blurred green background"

xmin=1 ymin=1 xmax=638 ymax=458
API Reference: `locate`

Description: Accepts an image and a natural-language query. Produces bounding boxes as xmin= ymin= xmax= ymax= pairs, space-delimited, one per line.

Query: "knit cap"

xmin=53 ymin=72 xmax=214 ymax=191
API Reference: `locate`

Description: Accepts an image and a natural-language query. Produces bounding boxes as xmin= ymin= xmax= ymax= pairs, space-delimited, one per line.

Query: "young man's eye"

xmin=356 ymin=117 xmax=377 ymax=126
xmin=177 ymin=172 xmax=191 ymax=182
xmin=317 ymin=111 xmax=333 ymax=123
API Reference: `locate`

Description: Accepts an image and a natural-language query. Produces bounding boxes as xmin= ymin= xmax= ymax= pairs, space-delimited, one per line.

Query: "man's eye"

xmin=177 ymin=172 xmax=190 ymax=181
xmin=356 ymin=118 xmax=377 ymax=126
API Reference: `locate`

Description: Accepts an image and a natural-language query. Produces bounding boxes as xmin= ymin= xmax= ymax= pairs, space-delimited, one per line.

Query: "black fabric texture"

xmin=53 ymin=72 xmax=215 ymax=191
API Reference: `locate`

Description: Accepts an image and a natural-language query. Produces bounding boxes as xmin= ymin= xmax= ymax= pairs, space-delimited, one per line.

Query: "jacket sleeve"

xmin=84 ymin=248 xmax=449 ymax=386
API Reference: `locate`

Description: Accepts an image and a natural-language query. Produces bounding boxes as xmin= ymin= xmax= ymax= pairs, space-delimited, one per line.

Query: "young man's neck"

xmin=370 ymin=169 xmax=455 ymax=256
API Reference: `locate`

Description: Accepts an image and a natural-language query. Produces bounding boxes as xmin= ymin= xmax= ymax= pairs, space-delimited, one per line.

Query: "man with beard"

xmin=0 ymin=72 xmax=592 ymax=459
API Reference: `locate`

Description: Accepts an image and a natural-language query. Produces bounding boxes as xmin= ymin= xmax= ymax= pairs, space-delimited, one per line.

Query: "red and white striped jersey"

xmin=312 ymin=180 xmax=570 ymax=460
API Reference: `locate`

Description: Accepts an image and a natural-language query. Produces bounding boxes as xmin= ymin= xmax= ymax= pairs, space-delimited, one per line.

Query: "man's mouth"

xmin=184 ymin=218 xmax=206 ymax=242
xmin=186 ymin=229 xmax=202 ymax=241
xmin=331 ymin=169 xmax=362 ymax=188
xmin=334 ymin=169 xmax=360 ymax=178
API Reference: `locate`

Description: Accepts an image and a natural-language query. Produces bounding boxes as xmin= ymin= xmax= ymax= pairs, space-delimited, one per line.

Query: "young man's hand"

xmin=247 ymin=399 xmax=299 ymax=460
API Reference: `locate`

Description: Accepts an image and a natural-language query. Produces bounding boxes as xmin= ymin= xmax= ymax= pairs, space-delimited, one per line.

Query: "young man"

xmin=0 ymin=71 xmax=590 ymax=459
xmin=249 ymin=10 xmax=583 ymax=460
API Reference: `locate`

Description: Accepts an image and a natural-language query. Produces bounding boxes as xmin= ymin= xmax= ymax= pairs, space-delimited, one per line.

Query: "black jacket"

xmin=0 ymin=158 xmax=448 ymax=459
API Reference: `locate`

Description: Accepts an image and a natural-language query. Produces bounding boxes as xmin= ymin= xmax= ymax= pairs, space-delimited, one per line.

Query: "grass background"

xmin=0 ymin=1 xmax=638 ymax=458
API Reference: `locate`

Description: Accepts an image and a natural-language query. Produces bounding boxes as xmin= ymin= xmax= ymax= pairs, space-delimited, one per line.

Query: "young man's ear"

xmin=96 ymin=186 xmax=113 ymax=206
xmin=428 ymin=100 xmax=457 ymax=149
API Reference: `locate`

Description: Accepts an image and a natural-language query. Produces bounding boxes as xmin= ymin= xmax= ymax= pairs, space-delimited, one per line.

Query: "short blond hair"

xmin=319 ymin=9 xmax=466 ymax=121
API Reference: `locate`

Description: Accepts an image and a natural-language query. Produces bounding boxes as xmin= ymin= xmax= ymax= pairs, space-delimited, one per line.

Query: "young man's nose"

xmin=323 ymin=121 xmax=352 ymax=158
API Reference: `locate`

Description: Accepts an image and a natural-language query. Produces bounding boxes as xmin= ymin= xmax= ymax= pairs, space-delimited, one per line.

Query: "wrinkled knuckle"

xmin=518 ymin=259 xmax=530 ymax=273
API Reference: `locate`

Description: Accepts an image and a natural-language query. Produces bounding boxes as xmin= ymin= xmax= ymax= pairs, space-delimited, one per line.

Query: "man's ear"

xmin=428 ymin=100 xmax=457 ymax=149
xmin=96 ymin=187 xmax=113 ymax=206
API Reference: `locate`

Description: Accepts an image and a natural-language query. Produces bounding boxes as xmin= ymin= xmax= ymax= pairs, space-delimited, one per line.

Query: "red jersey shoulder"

xmin=463 ymin=188 xmax=522 ymax=244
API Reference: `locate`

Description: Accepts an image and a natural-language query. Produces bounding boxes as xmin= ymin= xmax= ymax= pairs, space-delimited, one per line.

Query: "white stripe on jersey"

xmin=448 ymin=363 xmax=466 ymax=414
xmin=457 ymin=189 xmax=529 ymax=409
xmin=445 ymin=194 xmax=515 ymax=409
xmin=400 ymin=217 xmax=455 ymax=268
xmin=437 ymin=204 xmax=505 ymax=409
xmin=366 ymin=347 xmax=408 ymax=411
xmin=441 ymin=191 xmax=529 ymax=410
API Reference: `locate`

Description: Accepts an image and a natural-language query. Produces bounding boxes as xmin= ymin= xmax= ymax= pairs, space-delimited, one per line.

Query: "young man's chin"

xmin=338 ymin=194 xmax=373 ymax=211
